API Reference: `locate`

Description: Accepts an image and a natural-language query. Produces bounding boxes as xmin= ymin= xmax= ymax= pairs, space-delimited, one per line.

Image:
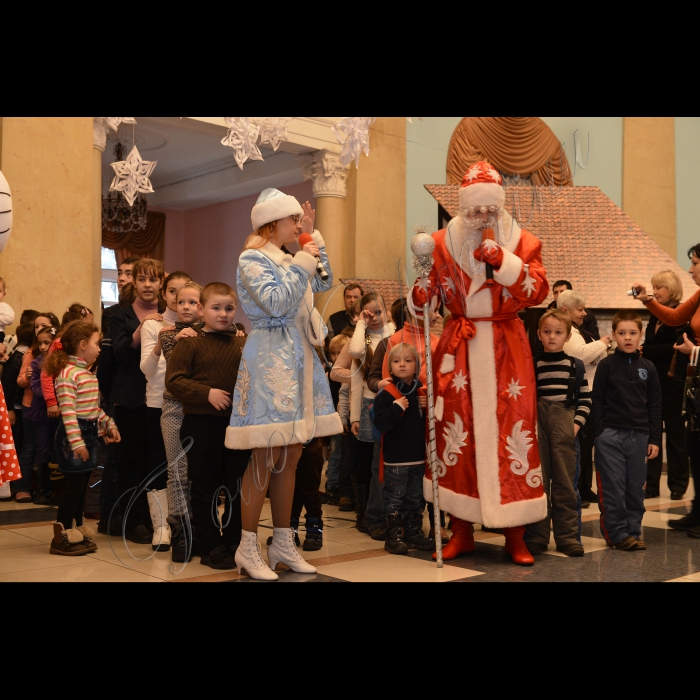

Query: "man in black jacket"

xmin=96 ymin=256 xmax=139 ymax=535
xmin=328 ymin=283 xmax=363 ymax=338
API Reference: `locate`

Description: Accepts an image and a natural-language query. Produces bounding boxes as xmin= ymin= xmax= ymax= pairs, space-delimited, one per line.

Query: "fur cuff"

xmin=310 ymin=230 xmax=326 ymax=249
xmin=439 ymin=354 xmax=455 ymax=374
xmin=434 ymin=396 xmax=444 ymax=422
xmin=291 ymin=250 xmax=317 ymax=277
xmin=77 ymin=525 xmax=95 ymax=538
xmin=66 ymin=528 xmax=84 ymax=543
xmin=492 ymin=248 xmax=522 ymax=287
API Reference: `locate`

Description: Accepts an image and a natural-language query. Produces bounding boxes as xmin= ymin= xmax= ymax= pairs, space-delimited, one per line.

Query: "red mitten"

xmin=473 ymin=240 xmax=504 ymax=269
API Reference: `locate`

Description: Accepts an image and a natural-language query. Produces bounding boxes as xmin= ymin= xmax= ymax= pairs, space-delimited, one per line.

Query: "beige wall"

xmin=623 ymin=117 xmax=676 ymax=258
xmin=345 ymin=117 xmax=406 ymax=280
xmin=0 ymin=117 xmax=99 ymax=334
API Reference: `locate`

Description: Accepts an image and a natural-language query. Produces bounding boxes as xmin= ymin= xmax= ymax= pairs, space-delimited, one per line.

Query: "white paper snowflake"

xmin=222 ymin=117 xmax=264 ymax=170
xmin=255 ymin=117 xmax=292 ymax=151
xmin=451 ymin=370 xmax=468 ymax=394
xmin=100 ymin=117 xmax=137 ymax=132
xmin=108 ymin=145 xmax=156 ymax=207
xmin=417 ymin=277 xmax=431 ymax=292
xmin=332 ymin=117 xmax=375 ymax=168
xmin=507 ymin=378 xmax=525 ymax=401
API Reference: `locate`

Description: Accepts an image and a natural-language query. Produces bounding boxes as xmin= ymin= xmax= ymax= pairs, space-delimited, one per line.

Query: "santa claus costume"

xmin=410 ymin=162 xmax=549 ymax=565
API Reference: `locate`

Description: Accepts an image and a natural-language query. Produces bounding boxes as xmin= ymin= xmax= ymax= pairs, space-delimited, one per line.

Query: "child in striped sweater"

xmin=45 ymin=321 xmax=121 ymax=556
xmin=526 ymin=309 xmax=592 ymax=557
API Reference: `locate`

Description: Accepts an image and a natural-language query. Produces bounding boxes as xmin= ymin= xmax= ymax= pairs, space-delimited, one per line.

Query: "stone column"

xmin=93 ymin=118 xmax=109 ymax=326
xmin=298 ymin=151 xmax=350 ymax=318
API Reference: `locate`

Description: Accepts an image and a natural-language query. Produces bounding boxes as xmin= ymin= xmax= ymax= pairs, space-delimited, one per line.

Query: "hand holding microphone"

xmin=298 ymin=232 xmax=329 ymax=281
xmin=472 ymin=228 xmax=504 ymax=286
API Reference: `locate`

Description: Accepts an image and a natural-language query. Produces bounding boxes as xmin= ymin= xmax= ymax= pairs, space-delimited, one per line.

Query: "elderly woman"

xmin=634 ymin=244 xmax=700 ymax=537
xmin=640 ymin=270 xmax=690 ymax=500
xmin=558 ymin=290 xmax=611 ymax=505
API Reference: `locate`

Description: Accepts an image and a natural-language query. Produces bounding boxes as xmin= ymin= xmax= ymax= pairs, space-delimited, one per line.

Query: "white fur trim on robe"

xmin=492 ymin=248 xmax=522 ymax=288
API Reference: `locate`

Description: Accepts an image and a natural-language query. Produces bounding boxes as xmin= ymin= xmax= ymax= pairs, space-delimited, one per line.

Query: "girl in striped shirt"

xmin=45 ymin=321 xmax=121 ymax=556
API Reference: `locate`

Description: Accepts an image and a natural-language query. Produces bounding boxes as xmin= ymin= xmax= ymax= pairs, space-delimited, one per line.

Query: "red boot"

xmin=503 ymin=526 xmax=534 ymax=566
xmin=433 ymin=518 xmax=474 ymax=560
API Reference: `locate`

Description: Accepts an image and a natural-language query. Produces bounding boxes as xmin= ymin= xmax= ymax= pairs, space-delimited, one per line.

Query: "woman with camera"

xmin=633 ymin=245 xmax=700 ymax=537
xmin=637 ymin=270 xmax=690 ymax=500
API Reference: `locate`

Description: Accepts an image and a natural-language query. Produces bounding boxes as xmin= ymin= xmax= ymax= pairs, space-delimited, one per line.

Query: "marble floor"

xmin=1 ymin=477 xmax=698 ymax=582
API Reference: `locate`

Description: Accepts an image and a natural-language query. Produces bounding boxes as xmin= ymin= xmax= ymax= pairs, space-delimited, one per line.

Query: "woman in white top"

xmin=140 ymin=271 xmax=191 ymax=550
xmin=331 ymin=292 xmax=394 ymax=532
xmin=558 ymin=289 xmax=611 ymax=504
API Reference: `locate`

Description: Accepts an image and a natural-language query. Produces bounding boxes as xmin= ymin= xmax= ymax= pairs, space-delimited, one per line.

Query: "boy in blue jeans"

xmin=592 ymin=310 xmax=662 ymax=551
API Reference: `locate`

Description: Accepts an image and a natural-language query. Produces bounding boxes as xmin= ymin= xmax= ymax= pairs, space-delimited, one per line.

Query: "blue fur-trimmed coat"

xmin=225 ymin=231 xmax=343 ymax=450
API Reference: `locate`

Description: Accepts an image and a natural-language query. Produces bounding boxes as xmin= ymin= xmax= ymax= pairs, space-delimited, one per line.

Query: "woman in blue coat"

xmin=227 ymin=188 xmax=342 ymax=580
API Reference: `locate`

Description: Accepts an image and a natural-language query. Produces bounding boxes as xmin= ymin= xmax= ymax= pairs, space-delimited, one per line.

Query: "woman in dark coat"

xmin=642 ymin=270 xmax=691 ymax=499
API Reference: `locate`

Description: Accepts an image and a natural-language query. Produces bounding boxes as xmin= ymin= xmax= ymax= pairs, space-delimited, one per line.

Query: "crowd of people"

xmin=0 ymin=169 xmax=699 ymax=581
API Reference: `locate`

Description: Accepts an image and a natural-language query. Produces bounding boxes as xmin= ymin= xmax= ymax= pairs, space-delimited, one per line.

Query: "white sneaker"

xmin=0 ymin=481 xmax=11 ymax=501
xmin=267 ymin=527 xmax=317 ymax=574
xmin=147 ymin=489 xmax=171 ymax=552
xmin=235 ymin=530 xmax=278 ymax=581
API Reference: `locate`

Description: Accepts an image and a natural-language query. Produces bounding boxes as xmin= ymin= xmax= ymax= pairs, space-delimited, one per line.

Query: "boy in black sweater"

xmin=592 ymin=310 xmax=662 ymax=551
xmin=526 ymin=309 xmax=592 ymax=557
xmin=372 ymin=343 xmax=433 ymax=555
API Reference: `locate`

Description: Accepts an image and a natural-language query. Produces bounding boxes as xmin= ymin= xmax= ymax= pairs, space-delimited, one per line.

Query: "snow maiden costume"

xmin=226 ymin=189 xmax=343 ymax=451
xmin=410 ymin=162 xmax=549 ymax=565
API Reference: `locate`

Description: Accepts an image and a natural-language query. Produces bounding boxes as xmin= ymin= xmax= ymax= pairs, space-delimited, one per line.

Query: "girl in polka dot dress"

xmin=0 ymin=383 xmax=20 ymax=499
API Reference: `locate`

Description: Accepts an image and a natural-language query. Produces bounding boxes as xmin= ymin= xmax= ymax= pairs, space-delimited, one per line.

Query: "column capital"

xmin=297 ymin=150 xmax=350 ymax=199
xmin=93 ymin=118 xmax=109 ymax=152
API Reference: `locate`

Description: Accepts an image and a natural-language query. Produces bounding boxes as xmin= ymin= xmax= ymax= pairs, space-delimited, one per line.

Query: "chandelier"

xmin=101 ymin=143 xmax=148 ymax=236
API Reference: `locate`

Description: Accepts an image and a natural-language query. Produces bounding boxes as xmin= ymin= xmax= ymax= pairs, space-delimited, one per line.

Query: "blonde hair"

xmin=538 ymin=308 xmax=572 ymax=335
xmin=387 ymin=342 xmax=421 ymax=378
xmin=650 ymin=269 xmax=683 ymax=303
xmin=557 ymin=289 xmax=585 ymax=310
xmin=176 ymin=281 xmax=202 ymax=300
xmin=244 ymin=222 xmax=276 ymax=250
xmin=329 ymin=334 xmax=349 ymax=355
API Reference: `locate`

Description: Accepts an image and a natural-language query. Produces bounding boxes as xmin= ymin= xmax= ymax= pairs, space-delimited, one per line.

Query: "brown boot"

xmin=433 ymin=517 xmax=474 ymax=560
xmin=76 ymin=524 xmax=98 ymax=552
xmin=49 ymin=522 xmax=90 ymax=556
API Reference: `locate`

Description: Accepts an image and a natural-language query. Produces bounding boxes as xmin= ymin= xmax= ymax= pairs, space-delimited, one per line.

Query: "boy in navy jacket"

xmin=372 ymin=343 xmax=433 ymax=555
xmin=592 ymin=310 xmax=662 ymax=551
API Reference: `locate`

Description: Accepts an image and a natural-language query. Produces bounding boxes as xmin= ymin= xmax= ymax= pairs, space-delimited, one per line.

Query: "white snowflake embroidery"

xmin=442 ymin=413 xmax=468 ymax=467
xmin=263 ymin=354 xmax=298 ymax=413
xmin=451 ymin=370 xmax=468 ymax=393
xmin=237 ymin=360 xmax=251 ymax=416
xmin=506 ymin=420 xmax=532 ymax=476
xmin=314 ymin=392 xmax=330 ymax=412
xmin=486 ymin=167 xmax=502 ymax=184
xmin=521 ymin=263 xmax=536 ymax=298
xmin=465 ymin=165 xmax=481 ymax=182
xmin=246 ymin=261 xmax=265 ymax=282
xmin=442 ymin=276 xmax=456 ymax=294
xmin=502 ymin=287 xmax=513 ymax=300
xmin=507 ymin=378 xmax=525 ymax=401
xmin=417 ymin=277 xmax=431 ymax=292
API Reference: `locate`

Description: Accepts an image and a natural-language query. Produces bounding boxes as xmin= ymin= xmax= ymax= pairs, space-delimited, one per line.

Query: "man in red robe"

xmin=410 ymin=162 xmax=549 ymax=565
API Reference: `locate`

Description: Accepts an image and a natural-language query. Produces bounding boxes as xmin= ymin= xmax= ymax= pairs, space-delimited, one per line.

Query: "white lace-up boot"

xmin=235 ymin=530 xmax=278 ymax=581
xmin=147 ymin=488 xmax=171 ymax=552
xmin=267 ymin=527 xmax=317 ymax=574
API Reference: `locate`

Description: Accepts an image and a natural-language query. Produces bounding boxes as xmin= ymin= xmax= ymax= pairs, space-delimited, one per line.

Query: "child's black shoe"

xmin=403 ymin=513 xmax=434 ymax=551
xmin=303 ymin=517 xmax=323 ymax=551
xmin=384 ymin=512 xmax=409 ymax=555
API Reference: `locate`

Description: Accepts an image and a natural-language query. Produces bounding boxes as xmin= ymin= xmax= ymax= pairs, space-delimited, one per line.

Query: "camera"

xmin=627 ymin=287 xmax=638 ymax=297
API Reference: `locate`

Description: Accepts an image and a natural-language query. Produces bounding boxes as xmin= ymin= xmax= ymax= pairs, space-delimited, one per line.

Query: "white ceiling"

xmin=101 ymin=117 xmax=318 ymax=210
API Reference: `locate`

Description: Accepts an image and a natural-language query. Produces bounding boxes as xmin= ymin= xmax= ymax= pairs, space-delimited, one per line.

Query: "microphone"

xmin=298 ymin=232 xmax=329 ymax=281
xmin=482 ymin=227 xmax=495 ymax=286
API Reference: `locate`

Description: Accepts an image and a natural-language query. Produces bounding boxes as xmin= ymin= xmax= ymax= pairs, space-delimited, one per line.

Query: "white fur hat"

xmin=251 ymin=188 xmax=303 ymax=230
xmin=459 ymin=161 xmax=505 ymax=212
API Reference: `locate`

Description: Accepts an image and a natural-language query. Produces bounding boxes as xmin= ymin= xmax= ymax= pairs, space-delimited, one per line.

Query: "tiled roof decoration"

xmin=425 ymin=184 xmax=697 ymax=309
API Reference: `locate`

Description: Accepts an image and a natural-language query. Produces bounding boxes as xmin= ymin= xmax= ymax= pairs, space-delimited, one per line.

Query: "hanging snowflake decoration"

xmin=222 ymin=117 xmax=264 ymax=170
xmin=255 ymin=117 xmax=292 ymax=152
xmin=332 ymin=117 xmax=375 ymax=168
xmin=108 ymin=145 xmax=157 ymax=207
xmin=100 ymin=117 xmax=137 ymax=132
